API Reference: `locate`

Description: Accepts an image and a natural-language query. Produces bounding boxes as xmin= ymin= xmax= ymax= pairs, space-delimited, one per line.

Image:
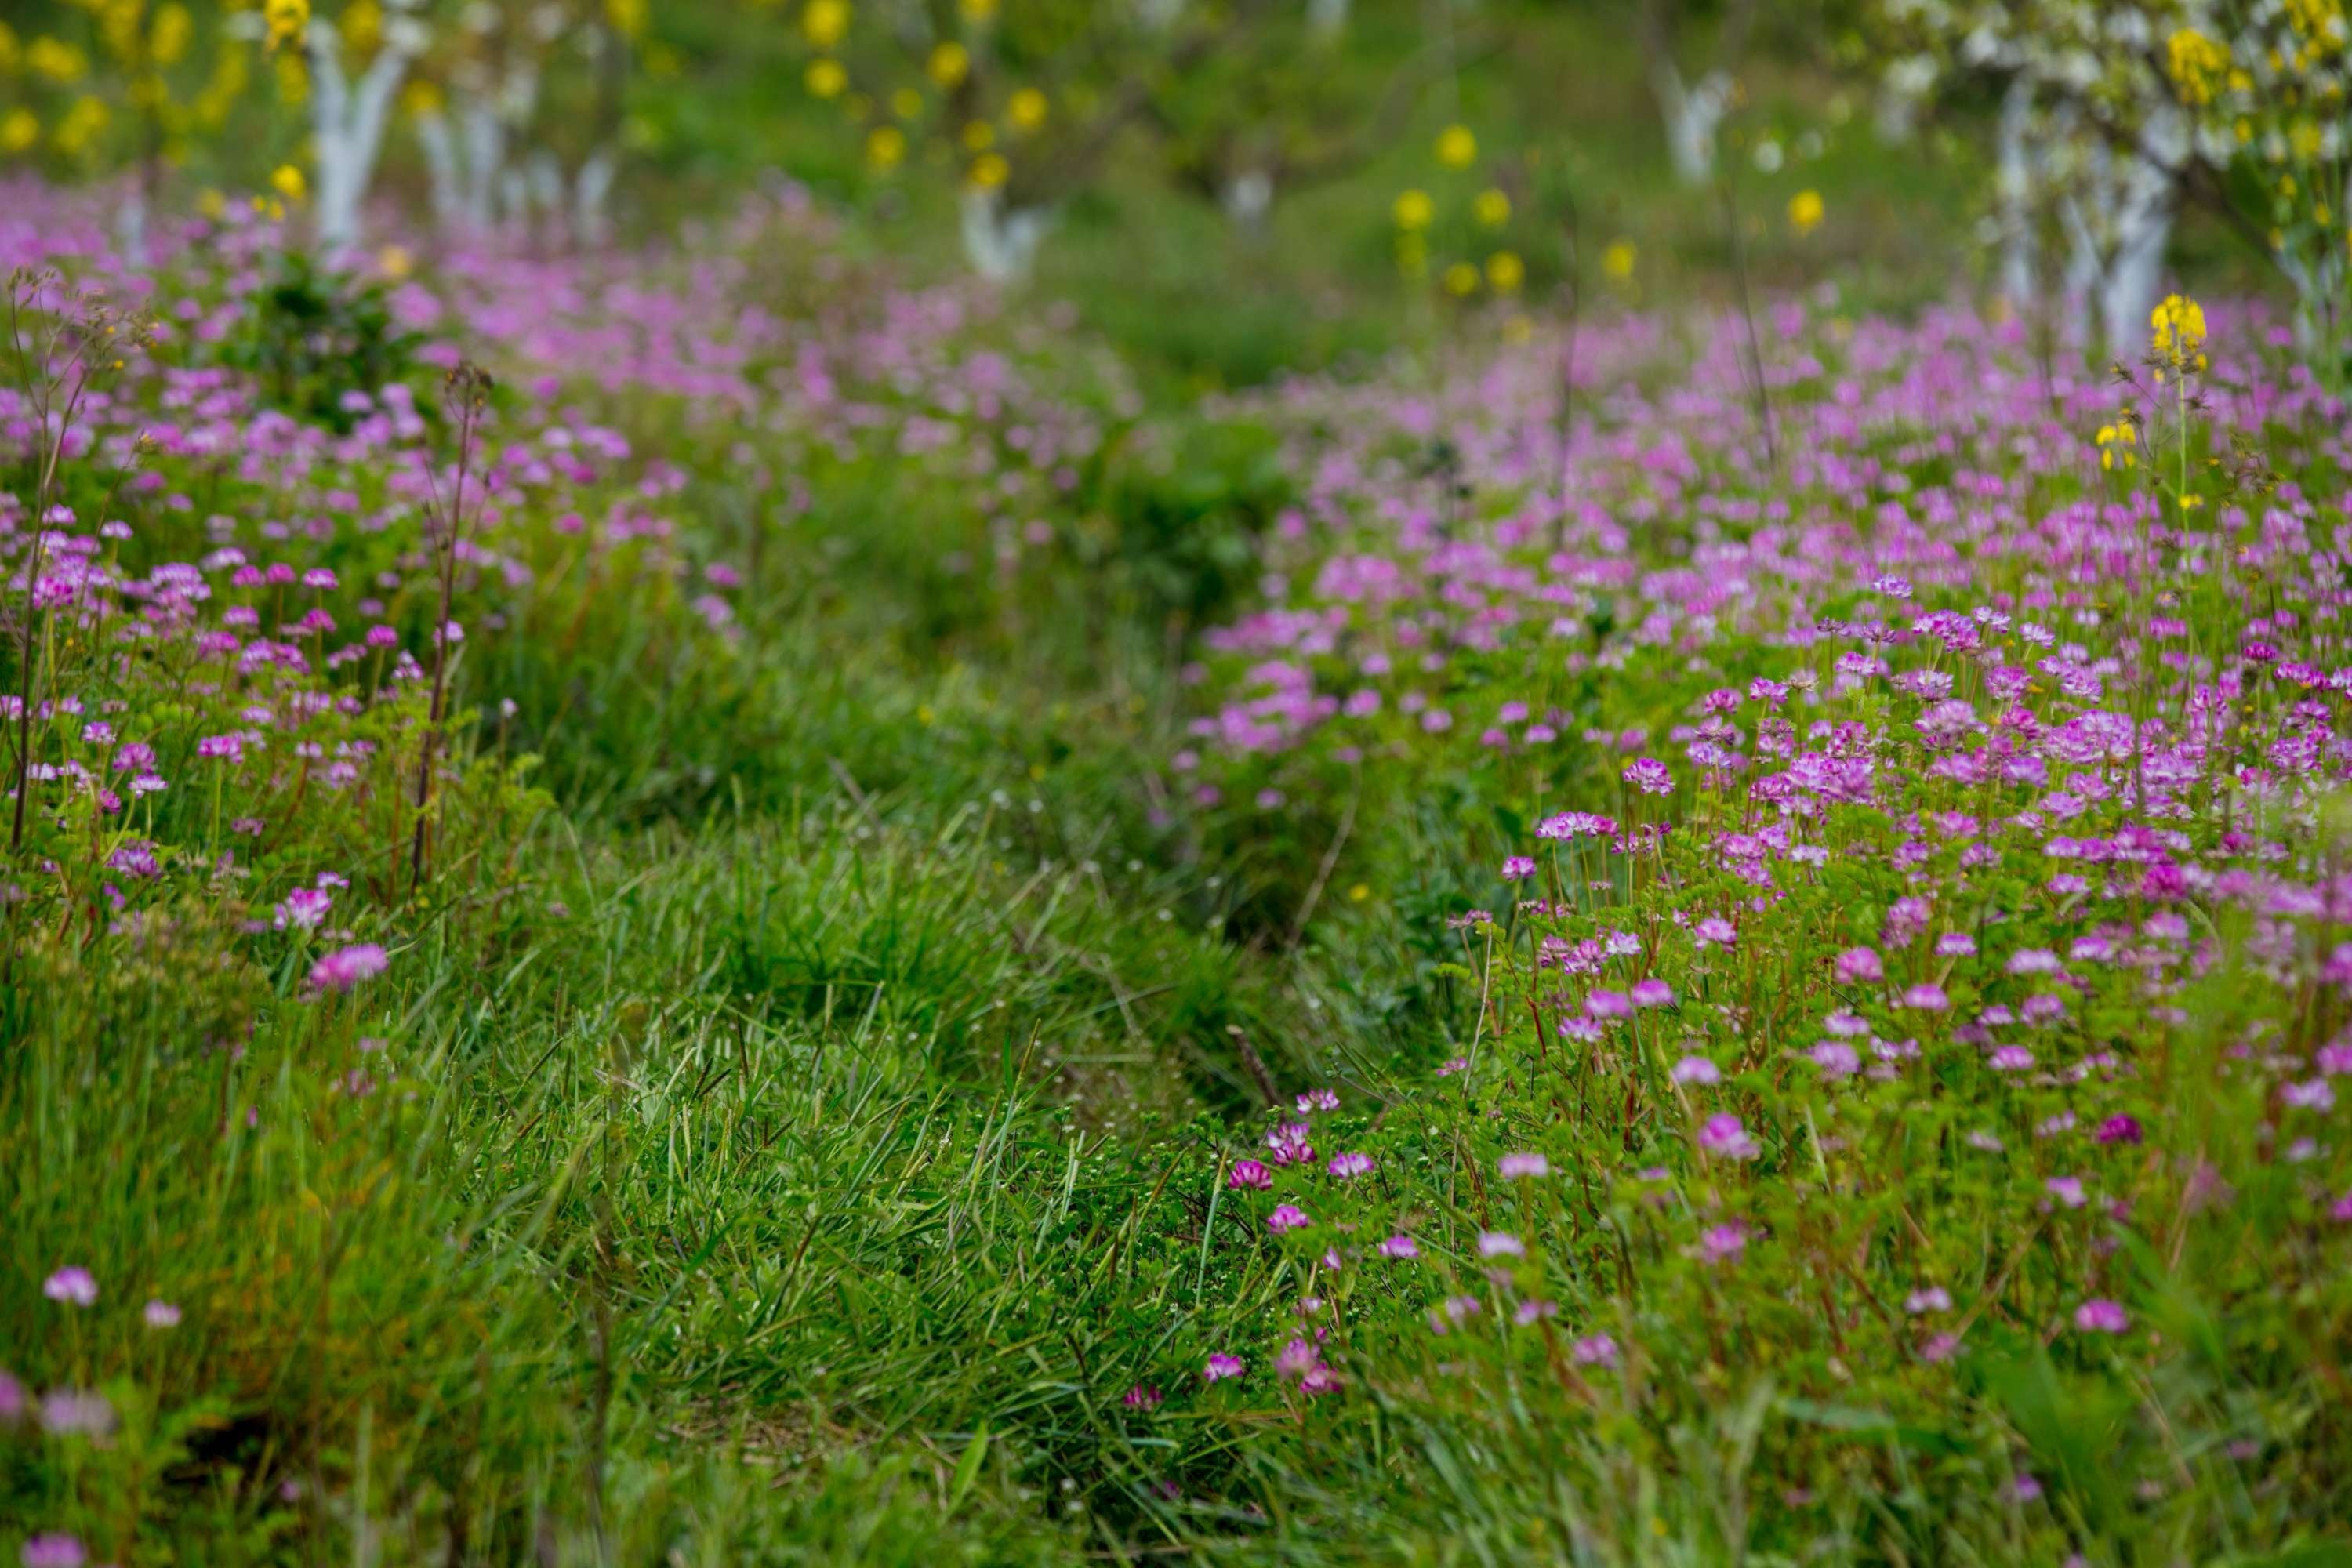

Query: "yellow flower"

xmin=263 ymin=0 xmax=310 ymax=53
xmin=379 ymin=244 xmax=413 ymax=279
xmin=1602 ymin=238 xmax=1637 ymax=281
xmin=967 ymin=151 xmax=1009 ymax=188
xmin=27 ymin=35 xmax=90 ymax=82
xmin=1787 ymin=188 xmax=1824 ymax=237
xmin=927 ymin=41 xmax=970 ymax=88
xmin=1486 ymin=250 xmax=1524 ymax=292
xmin=2167 ymin=27 xmax=2229 ymax=106
xmin=271 ymin=163 xmax=307 ymax=203
xmin=803 ymin=0 xmax=851 ymax=49
xmin=53 ymin=95 xmax=110 ymax=156
xmin=961 ymin=119 xmax=994 ymax=151
xmin=151 ymin=5 xmax=194 ymax=67
xmin=402 ymin=79 xmax=445 ymax=117
xmin=2150 ymin=292 xmax=2208 ymax=369
xmin=1392 ymin=187 xmax=1433 ymax=230
xmin=606 ymin=0 xmax=648 ymax=39
xmin=805 ymin=58 xmax=847 ymax=98
xmin=1 ymin=108 xmax=38 ymax=156
xmin=1472 ymin=187 xmax=1511 ymax=227
xmin=1442 ymin=260 xmax=1479 ymax=296
xmin=0 ymin=24 xmax=16 ymax=74
xmin=197 ymin=186 xmax=227 ymax=219
xmin=865 ymin=124 xmax=906 ymax=169
xmin=1347 ymin=882 xmax=1371 ymax=902
xmin=890 ymin=86 xmax=924 ymax=120
xmin=2095 ymin=419 xmax=2139 ymax=471
xmin=960 ymin=0 xmax=998 ymax=19
xmin=1435 ymin=123 xmax=1475 ymax=169
xmin=1007 ymin=86 xmax=1047 ymax=131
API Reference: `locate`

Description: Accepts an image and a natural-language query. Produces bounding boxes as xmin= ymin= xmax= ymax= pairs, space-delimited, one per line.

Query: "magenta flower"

xmin=38 ymin=1388 xmax=114 ymax=1437
xmin=1693 ymin=916 xmax=1737 ymax=948
xmin=1276 ymin=1338 xmax=1319 ymax=1377
xmin=20 ymin=1535 xmax=85 ymax=1568
xmin=143 ymin=1299 xmax=181 ymax=1329
xmin=1497 ymin=1151 xmax=1549 ymax=1178
xmin=1377 ymin=1234 xmax=1420 ymax=1259
xmin=1834 ymin=946 xmax=1883 ymax=984
xmin=1203 ymin=1353 xmax=1244 ymax=1382
xmin=1809 ymin=1041 xmax=1860 ymax=1078
xmin=275 ymin=885 xmax=333 ymax=931
xmin=42 ymin=1267 xmax=96 ymax=1308
xmin=1123 ymin=1384 xmax=1163 ymax=1410
xmin=1900 ymin=983 xmax=1950 ymax=1011
xmin=1477 ymin=1231 xmax=1524 ymax=1258
xmin=2074 ymin=1298 xmax=2129 ymax=1334
xmin=1671 ymin=1055 xmax=1721 ymax=1086
xmin=1227 ymin=1160 xmax=1272 ymax=1191
xmin=1699 ymin=1221 xmax=1751 ymax=1263
xmin=1514 ymin=1298 xmax=1560 ymax=1326
xmin=1904 ymin=1286 xmax=1951 ymax=1315
xmin=1570 ymin=1333 xmax=1618 ymax=1367
xmin=1326 ymin=1151 xmax=1375 ymax=1179
xmin=308 ymin=942 xmax=388 ymax=993
xmin=1697 ymin=1112 xmax=1759 ymax=1160
xmin=1630 ymin=978 xmax=1675 ymax=1008
xmin=1621 ymin=757 xmax=1674 ymax=795
xmin=1501 ymin=855 xmax=1537 ymax=880
xmin=2094 ymin=1114 xmax=2144 ymax=1145
xmin=1988 ymin=1045 xmax=2035 ymax=1072
xmin=1294 ymin=1087 xmax=1339 ymax=1113
xmin=1267 ymin=1204 xmax=1311 ymax=1233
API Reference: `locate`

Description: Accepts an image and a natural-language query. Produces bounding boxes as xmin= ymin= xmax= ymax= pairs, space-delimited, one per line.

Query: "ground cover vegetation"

xmin=4 ymin=1 xmax=2352 ymax=1563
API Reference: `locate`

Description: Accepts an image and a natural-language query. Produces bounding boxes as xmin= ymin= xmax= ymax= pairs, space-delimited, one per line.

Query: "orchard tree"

xmin=1875 ymin=0 xmax=2352 ymax=356
xmin=786 ymin=0 xmax=1350 ymax=280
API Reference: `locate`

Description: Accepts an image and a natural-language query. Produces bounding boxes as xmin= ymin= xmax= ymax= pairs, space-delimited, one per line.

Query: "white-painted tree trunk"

xmin=308 ymin=17 xmax=418 ymax=254
xmin=960 ymin=188 xmax=1053 ymax=283
xmin=2056 ymin=108 xmax=2181 ymax=355
xmin=1650 ymin=60 xmax=1732 ymax=185
xmin=1994 ymin=77 xmax=2036 ymax=311
xmin=1221 ymin=169 xmax=1275 ymax=236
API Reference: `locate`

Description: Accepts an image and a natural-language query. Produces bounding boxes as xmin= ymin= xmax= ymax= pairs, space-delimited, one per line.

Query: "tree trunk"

xmin=1994 ymin=77 xmax=2036 ymax=311
xmin=309 ymin=18 xmax=416 ymax=254
xmin=1650 ymin=60 xmax=1732 ymax=185
xmin=960 ymin=188 xmax=1053 ymax=283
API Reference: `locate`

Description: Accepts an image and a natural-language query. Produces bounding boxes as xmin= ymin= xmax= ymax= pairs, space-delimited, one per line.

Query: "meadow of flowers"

xmin=5 ymin=167 xmax=2352 ymax=1563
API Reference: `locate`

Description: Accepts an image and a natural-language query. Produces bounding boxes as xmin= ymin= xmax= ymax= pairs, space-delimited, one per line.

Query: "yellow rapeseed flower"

xmin=271 ymin=162 xmax=307 ymax=203
xmin=1472 ymin=187 xmax=1510 ymax=227
xmin=1442 ymin=260 xmax=1479 ymax=296
xmin=960 ymin=0 xmax=999 ymax=19
xmin=1392 ymin=187 xmax=1433 ymax=230
xmin=1486 ymin=250 xmax=1524 ymax=292
xmin=1 ymin=109 xmax=38 ymax=156
xmin=866 ymin=123 xmax=906 ymax=169
xmin=805 ymin=58 xmax=847 ymax=98
xmin=379 ymin=244 xmax=413 ymax=278
xmin=2150 ymin=292 xmax=2208 ymax=370
xmin=961 ymin=119 xmax=993 ymax=151
xmin=1787 ymin=188 xmax=1824 ymax=237
xmin=1435 ymin=124 xmax=1475 ymax=169
xmin=1602 ymin=238 xmax=1637 ymax=281
xmin=967 ymin=151 xmax=1009 ymax=188
xmin=27 ymin=35 xmax=90 ymax=82
xmin=263 ymin=0 xmax=310 ymax=53
xmin=804 ymin=0 xmax=851 ymax=50
xmin=2167 ymin=27 xmax=2229 ymax=105
xmin=1007 ymin=86 xmax=1047 ymax=131
xmin=151 ymin=5 xmax=194 ymax=67
xmin=927 ymin=41 xmax=970 ymax=88
xmin=890 ymin=86 xmax=924 ymax=120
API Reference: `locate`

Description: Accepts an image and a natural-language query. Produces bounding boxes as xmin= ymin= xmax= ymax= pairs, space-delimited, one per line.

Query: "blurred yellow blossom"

xmin=1486 ymin=250 xmax=1524 ymax=292
xmin=890 ymin=86 xmax=923 ymax=119
xmin=967 ymin=151 xmax=1009 ymax=188
xmin=27 ymin=36 xmax=90 ymax=82
xmin=1392 ymin=188 xmax=1432 ymax=230
xmin=1442 ymin=260 xmax=1479 ymax=296
xmin=2168 ymin=28 xmax=2228 ymax=105
xmin=1472 ymin=187 xmax=1510 ymax=227
xmin=961 ymin=119 xmax=994 ymax=151
xmin=1007 ymin=86 xmax=1047 ymax=131
xmin=927 ymin=41 xmax=970 ymax=88
xmin=151 ymin=5 xmax=194 ymax=67
xmin=1435 ymin=124 xmax=1475 ymax=169
xmin=960 ymin=0 xmax=999 ymax=19
xmin=264 ymin=0 xmax=310 ymax=53
xmin=866 ymin=124 xmax=906 ymax=169
xmin=805 ymin=58 xmax=847 ymax=97
xmin=1 ymin=109 xmax=38 ymax=156
xmin=271 ymin=163 xmax=307 ymax=202
xmin=2150 ymin=292 xmax=2208 ymax=369
xmin=1787 ymin=189 xmax=1823 ymax=236
xmin=379 ymin=244 xmax=413 ymax=278
xmin=1602 ymin=238 xmax=1637 ymax=280
xmin=804 ymin=0 xmax=850 ymax=49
